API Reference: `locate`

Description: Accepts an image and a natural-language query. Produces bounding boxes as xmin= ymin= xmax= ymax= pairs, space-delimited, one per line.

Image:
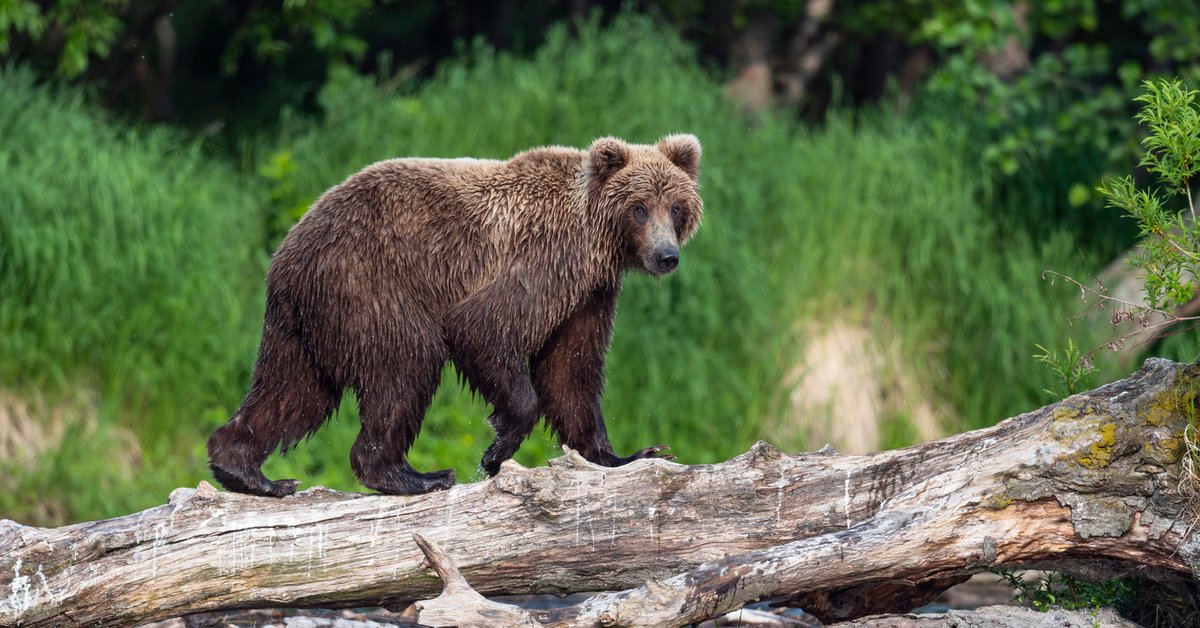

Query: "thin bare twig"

xmin=1041 ymin=270 xmax=1200 ymax=356
xmin=1187 ymin=178 xmax=1195 ymax=223
xmin=1157 ymin=228 xmax=1200 ymax=261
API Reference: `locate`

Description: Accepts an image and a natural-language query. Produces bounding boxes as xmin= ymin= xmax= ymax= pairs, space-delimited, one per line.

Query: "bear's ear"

xmin=586 ymin=137 xmax=631 ymax=182
xmin=657 ymin=134 xmax=701 ymax=180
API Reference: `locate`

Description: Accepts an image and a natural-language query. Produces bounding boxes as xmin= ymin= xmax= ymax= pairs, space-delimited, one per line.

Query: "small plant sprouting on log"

xmin=1034 ymin=339 xmax=1096 ymax=398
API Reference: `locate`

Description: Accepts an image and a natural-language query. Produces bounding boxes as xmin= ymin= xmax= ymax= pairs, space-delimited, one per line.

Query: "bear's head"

xmin=585 ymin=134 xmax=703 ymax=277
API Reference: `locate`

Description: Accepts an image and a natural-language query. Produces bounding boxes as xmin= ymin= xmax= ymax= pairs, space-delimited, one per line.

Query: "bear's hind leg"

xmin=209 ymin=419 xmax=302 ymax=498
xmin=351 ymin=359 xmax=454 ymax=495
xmin=208 ymin=389 xmax=341 ymax=497
xmin=208 ymin=309 xmax=342 ymax=497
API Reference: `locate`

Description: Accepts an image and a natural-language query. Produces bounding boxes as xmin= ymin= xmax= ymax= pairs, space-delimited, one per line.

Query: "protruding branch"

xmin=412 ymin=532 xmax=537 ymax=627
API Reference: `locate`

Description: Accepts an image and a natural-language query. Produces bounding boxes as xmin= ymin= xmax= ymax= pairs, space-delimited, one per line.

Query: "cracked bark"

xmin=3 ymin=358 xmax=1200 ymax=627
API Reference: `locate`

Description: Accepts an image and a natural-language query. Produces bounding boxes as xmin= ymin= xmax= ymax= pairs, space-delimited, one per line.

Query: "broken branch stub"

xmin=2 ymin=358 xmax=1200 ymax=626
xmin=411 ymin=532 xmax=537 ymax=627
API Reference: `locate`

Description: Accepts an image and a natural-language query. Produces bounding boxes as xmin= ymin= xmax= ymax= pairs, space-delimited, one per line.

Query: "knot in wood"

xmin=547 ymin=446 xmax=594 ymax=470
xmin=490 ymin=472 xmax=532 ymax=497
xmin=743 ymin=440 xmax=785 ymax=466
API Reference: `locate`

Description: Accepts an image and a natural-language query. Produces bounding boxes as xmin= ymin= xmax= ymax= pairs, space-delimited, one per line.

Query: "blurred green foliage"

xmin=0 ymin=67 xmax=265 ymax=519
xmin=0 ymin=0 xmax=126 ymax=76
xmin=843 ymin=0 xmax=1200 ymax=247
xmin=219 ymin=0 xmax=373 ymax=76
xmin=0 ymin=15 xmax=1116 ymax=524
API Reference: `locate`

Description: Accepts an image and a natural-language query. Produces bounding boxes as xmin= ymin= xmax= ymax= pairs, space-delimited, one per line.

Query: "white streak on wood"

xmin=775 ymin=469 xmax=786 ymax=526
xmin=34 ymin=564 xmax=57 ymax=606
xmin=647 ymin=505 xmax=657 ymax=549
xmin=4 ymin=559 xmax=34 ymax=614
xmin=843 ymin=468 xmax=852 ymax=529
xmin=574 ymin=478 xmax=582 ymax=548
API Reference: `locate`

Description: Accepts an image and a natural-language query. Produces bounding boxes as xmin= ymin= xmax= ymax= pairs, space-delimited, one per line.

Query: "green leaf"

xmin=1068 ymin=182 xmax=1091 ymax=207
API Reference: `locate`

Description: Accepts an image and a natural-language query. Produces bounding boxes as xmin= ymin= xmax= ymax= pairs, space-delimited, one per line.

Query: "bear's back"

xmin=268 ymin=147 xmax=593 ymax=320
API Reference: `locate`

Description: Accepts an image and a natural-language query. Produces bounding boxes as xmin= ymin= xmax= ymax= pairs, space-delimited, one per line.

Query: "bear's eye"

xmin=632 ymin=203 xmax=648 ymax=223
xmin=671 ymin=203 xmax=683 ymax=222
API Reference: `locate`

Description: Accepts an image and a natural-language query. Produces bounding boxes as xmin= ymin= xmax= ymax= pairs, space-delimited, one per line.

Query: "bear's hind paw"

xmin=210 ymin=463 xmax=300 ymax=497
xmin=365 ymin=467 xmax=455 ymax=496
xmin=623 ymin=445 xmax=675 ymax=464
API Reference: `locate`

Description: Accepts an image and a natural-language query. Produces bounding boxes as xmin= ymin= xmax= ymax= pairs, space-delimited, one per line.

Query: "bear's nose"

xmin=655 ymin=247 xmax=679 ymax=273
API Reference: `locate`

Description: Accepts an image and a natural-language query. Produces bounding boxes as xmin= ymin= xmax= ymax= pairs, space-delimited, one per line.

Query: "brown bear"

xmin=207 ymin=134 xmax=703 ymax=497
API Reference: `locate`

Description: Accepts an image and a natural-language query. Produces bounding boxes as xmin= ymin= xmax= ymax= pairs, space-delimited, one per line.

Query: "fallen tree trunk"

xmin=3 ymin=358 xmax=1200 ymax=626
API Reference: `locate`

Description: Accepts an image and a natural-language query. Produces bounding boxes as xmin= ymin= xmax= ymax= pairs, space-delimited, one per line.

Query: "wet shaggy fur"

xmin=207 ymin=134 xmax=704 ymax=496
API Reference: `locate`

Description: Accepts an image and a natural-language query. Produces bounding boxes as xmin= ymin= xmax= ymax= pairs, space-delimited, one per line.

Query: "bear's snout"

xmin=652 ymin=245 xmax=680 ymax=275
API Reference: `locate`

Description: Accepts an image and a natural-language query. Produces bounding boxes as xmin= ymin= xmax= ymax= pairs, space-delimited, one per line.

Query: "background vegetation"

xmin=2 ymin=2 xmax=1198 ymax=547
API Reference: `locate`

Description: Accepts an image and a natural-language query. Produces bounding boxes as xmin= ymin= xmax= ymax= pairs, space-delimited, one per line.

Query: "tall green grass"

xmin=0 ymin=69 xmax=266 ymax=520
xmin=0 ymin=71 xmax=264 ymax=408
xmin=0 ymin=15 xmax=1128 ymax=524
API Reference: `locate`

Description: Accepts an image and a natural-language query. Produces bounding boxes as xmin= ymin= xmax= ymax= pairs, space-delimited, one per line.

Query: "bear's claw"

xmin=623 ymin=445 xmax=674 ymax=463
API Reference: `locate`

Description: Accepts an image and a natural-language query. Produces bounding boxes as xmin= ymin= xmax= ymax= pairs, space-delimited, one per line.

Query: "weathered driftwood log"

xmin=3 ymin=358 xmax=1200 ymax=627
xmin=841 ymin=605 xmax=1138 ymax=628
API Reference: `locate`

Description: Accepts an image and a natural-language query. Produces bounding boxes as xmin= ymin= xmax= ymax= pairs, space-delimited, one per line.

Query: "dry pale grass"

xmin=777 ymin=320 xmax=949 ymax=454
xmin=1181 ymin=422 xmax=1200 ymax=524
xmin=0 ymin=390 xmax=66 ymax=464
xmin=0 ymin=389 xmax=142 ymax=525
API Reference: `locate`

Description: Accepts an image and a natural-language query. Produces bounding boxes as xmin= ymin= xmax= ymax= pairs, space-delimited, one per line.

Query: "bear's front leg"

xmin=451 ymin=354 xmax=540 ymax=475
xmin=532 ymin=284 xmax=675 ymax=467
